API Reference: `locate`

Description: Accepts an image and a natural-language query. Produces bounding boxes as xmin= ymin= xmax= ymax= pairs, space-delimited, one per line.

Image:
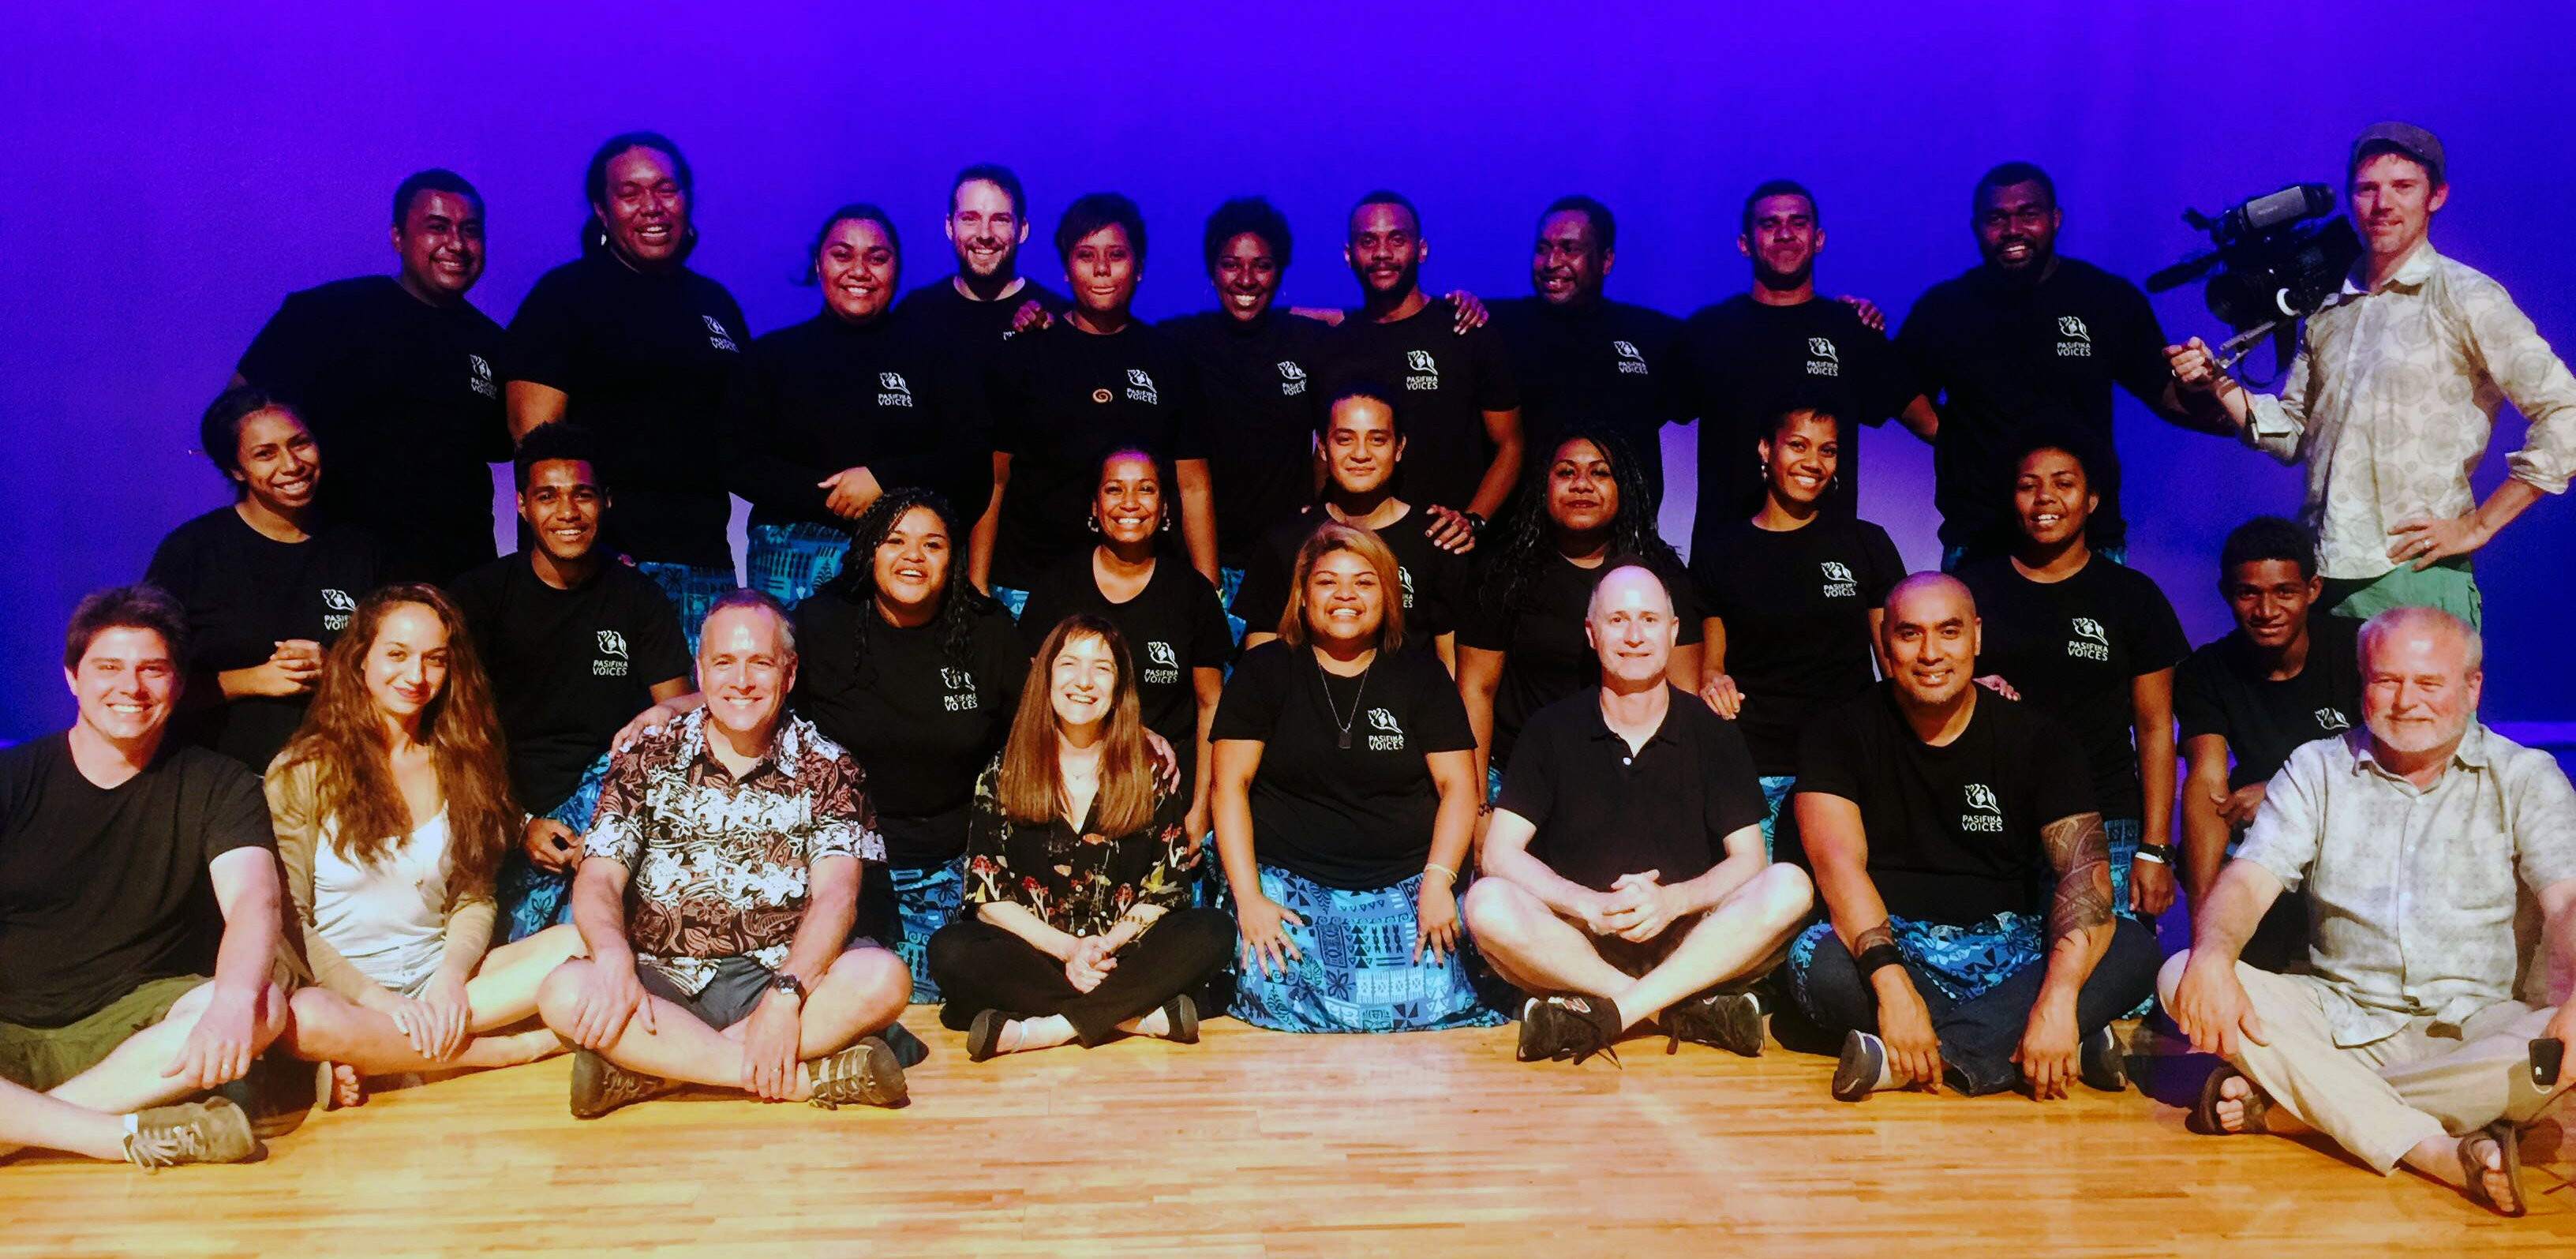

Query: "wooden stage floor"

xmin=2 ymin=1009 xmax=2567 ymax=1257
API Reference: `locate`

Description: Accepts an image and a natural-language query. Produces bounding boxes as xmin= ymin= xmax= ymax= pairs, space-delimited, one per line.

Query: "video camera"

xmin=2147 ymin=183 xmax=2361 ymax=375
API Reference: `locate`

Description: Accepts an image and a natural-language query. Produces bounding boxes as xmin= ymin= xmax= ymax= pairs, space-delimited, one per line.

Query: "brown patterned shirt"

xmin=584 ymin=707 xmax=882 ymax=994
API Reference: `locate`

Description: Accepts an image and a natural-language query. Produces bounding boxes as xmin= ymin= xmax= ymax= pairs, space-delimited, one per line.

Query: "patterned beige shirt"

xmin=2244 ymin=242 xmax=2576 ymax=579
xmin=2238 ymin=721 xmax=2576 ymax=1045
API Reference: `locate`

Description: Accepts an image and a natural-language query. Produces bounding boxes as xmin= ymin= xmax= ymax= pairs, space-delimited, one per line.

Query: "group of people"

xmin=4 ymin=120 xmax=2574 ymax=1220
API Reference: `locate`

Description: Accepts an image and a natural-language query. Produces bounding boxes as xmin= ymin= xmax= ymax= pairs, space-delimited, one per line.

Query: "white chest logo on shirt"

xmin=702 ymin=315 xmax=739 ymax=353
xmin=1806 ymin=337 xmax=1841 ymax=377
xmin=1405 ymin=350 xmax=1440 ymax=391
xmin=2316 ymin=707 xmax=2352 ymax=733
xmin=877 ymin=372 xmax=914 ymax=407
xmin=467 ymin=353 xmax=497 ymax=399
xmin=2068 ymin=616 xmax=2111 ymax=661
xmin=1124 ymin=369 xmax=1160 ymax=404
xmin=2055 ymin=315 xmax=2092 ymax=358
xmin=1962 ymin=783 xmax=2005 ymax=832
xmin=939 ymin=666 xmax=978 ymax=712
xmin=593 ymin=630 xmax=630 ymax=676
xmin=320 ymin=587 xmax=354 ymax=631
xmin=1277 ymin=360 xmax=1309 ymax=395
xmin=1398 ymin=564 xmax=1417 ymax=609
xmin=1818 ymin=561 xmax=1857 ymax=598
xmin=1365 ymin=706 xmax=1406 ymax=751
xmin=1145 ymin=641 xmax=1179 ymax=668
xmin=1141 ymin=640 xmax=1181 ymax=685
xmin=1612 ymin=340 xmax=1649 ymax=375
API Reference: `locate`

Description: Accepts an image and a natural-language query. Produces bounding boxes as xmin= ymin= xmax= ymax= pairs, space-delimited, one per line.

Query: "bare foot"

xmin=1133 ymin=1006 xmax=1170 ymax=1038
xmin=329 ymin=1062 xmax=365 ymax=1109
xmin=2462 ymin=1130 xmax=2518 ymax=1214
xmin=2402 ymin=1129 xmax=2519 ymax=1215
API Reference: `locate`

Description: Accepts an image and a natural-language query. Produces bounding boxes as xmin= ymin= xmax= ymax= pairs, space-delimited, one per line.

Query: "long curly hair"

xmin=814 ymin=488 xmax=997 ymax=684
xmin=1483 ymin=426 xmax=1687 ymax=621
xmin=275 ymin=584 xmax=515 ymax=894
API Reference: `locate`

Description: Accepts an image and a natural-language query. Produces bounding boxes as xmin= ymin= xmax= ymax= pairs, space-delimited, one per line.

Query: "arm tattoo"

xmin=1853 ymin=922 xmax=1897 ymax=955
xmin=2039 ymin=811 xmax=2114 ymax=942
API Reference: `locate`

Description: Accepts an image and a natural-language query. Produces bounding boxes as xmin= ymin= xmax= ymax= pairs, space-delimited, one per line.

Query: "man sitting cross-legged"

xmin=1466 ymin=562 xmax=1814 ymax=1063
xmin=2162 ymin=606 xmax=2576 ymax=1218
xmin=536 ymin=591 xmax=913 ymax=1117
xmin=1791 ymin=572 xmax=2157 ymax=1101
xmin=1 ymin=586 xmax=286 ymax=1168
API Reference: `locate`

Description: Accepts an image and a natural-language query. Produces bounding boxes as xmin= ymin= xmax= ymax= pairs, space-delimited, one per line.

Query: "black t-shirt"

xmin=1161 ymin=309 xmax=1333 ymax=566
xmin=892 ymin=277 xmax=1068 ymax=366
xmin=1459 ymin=552 xmax=1704 ymax=770
xmin=1675 ymin=294 xmax=1919 ymax=549
xmin=724 ymin=312 xmax=992 ymax=531
xmin=1317 ymin=299 xmax=1519 ymax=513
xmin=1956 ymin=556 xmax=2190 ymax=820
xmin=1488 ymin=297 xmax=1684 ymax=508
xmin=505 ymin=253 xmax=750 ymax=568
xmin=1795 ymin=686 xmax=2094 ymax=924
xmin=790 ymin=590 xmax=1028 ymax=866
xmin=447 ymin=552 xmax=692 ymax=815
xmin=987 ymin=318 xmax=1210 ymax=589
xmin=1497 ymin=688 xmax=1765 ymax=893
xmin=2175 ymin=613 xmax=2364 ymax=790
xmin=1210 ymin=642 xmax=1475 ymax=890
xmin=0 ymin=735 xmax=274 ymax=1027
xmin=1230 ymin=505 xmax=1467 ymax=646
xmin=1896 ymin=258 xmax=2174 ymax=554
xmin=144 ymin=508 xmax=384 ymax=770
xmin=1694 ymin=515 xmax=1905 ymax=774
xmin=234 ymin=275 xmax=511 ymax=584
xmin=1017 ymin=553 xmax=1233 ymax=783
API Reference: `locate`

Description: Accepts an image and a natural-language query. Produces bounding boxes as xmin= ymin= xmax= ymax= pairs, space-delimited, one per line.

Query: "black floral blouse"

xmin=960 ymin=754 xmax=1196 ymax=938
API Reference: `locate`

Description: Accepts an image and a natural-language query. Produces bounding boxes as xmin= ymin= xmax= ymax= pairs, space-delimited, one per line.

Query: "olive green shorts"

xmin=0 ymin=974 xmax=207 ymax=1092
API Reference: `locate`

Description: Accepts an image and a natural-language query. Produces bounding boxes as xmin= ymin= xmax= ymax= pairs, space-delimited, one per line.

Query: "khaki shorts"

xmin=0 ymin=974 xmax=208 ymax=1092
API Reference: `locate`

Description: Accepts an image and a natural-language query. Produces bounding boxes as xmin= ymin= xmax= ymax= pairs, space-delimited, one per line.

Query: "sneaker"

xmin=1831 ymin=1029 xmax=1893 ymax=1102
xmin=1662 ymin=990 xmax=1765 ymax=1057
xmin=2080 ymin=1025 xmax=2129 ymax=1093
xmin=122 ymin=1096 xmax=264 ymax=1171
xmin=807 ymin=1036 xmax=908 ymax=1109
xmin=1517 ymin=995 xmax=1621 ymax=1065
xmin=568 ymin=1048 xmax=674 ymax=1119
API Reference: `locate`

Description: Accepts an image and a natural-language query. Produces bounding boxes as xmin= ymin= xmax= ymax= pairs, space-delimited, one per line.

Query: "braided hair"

xmin=1482 ymin=426 xmax=1686 ymax=623
xmin=814 ymin=488 xmax=996 ymax=684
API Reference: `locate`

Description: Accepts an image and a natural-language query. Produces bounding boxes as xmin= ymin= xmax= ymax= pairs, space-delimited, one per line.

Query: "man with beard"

xmin=1319 ymin=190 xmax=1523 ymax=546
xmin=893 ymin=163 xmax=1067 ymax=360
xmin=233 ymin=170 xmax=510 ymax=584
xmin=1488 ymin=197 xmax=1687 ymax=508
xmin=1898 ymin=163 xmax=2226 ymax=568
xmin=1676 ymin=180 xmax=1935 ymax=553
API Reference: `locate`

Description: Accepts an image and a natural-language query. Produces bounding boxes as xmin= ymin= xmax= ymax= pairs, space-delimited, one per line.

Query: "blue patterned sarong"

xmin=1757 ymin=774 xmax=1795 ymax=862
xmin=1789 ymin=908 xmax=2043 ymax=1007
xmin=890 ymin=859 xmax=965 ymax=1004
xmin=991 ymin=585 xmax=1030 ymax=620
xmin=496 ymin=751 xmax=612 ymax=942
xmin=1229 ymin=864 xmax=1503 ymax=1033
xmin=635 ymin=560 xmax=738 ymax=656
xmin=746 ymin=522 xmax=852 ymax=609
xmin=1218 ymin=564 xmax=1248 ymax=646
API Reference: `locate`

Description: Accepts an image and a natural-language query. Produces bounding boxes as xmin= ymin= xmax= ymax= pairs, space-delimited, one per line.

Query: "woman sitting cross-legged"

xmin=270 ymin=585 xmax=586 ymax=1107
xmin=927 ymin=613 xmax=1234 ymax=1059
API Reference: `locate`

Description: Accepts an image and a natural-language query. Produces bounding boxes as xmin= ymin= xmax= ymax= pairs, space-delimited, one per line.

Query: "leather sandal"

xmin=2458 ymin=1119 xmax=2527 ymax=1218
xmin=2185 ymin=1063 xmax=2272 ymax=1136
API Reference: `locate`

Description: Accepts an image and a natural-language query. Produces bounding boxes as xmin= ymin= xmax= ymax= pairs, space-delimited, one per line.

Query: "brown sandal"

xmin=2458 ymin=1120 xmax=2526 ymax=1218
xmin=2185 ymin=1063 xmax=2272 ymax=1135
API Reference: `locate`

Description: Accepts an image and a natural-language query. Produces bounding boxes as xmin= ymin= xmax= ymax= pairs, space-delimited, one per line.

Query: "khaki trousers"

xmin=2159 ymin=956 xmax=2560 ymax=1172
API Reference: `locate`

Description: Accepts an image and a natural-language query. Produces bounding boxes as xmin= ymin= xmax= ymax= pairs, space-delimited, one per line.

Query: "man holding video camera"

xmin=2169 ymin=123 xmax=2576 ymax=627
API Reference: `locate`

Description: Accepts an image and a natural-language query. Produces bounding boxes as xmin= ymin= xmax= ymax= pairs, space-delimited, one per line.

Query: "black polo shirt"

xmin=1316 ymin=298 xmax=1519 ymax=513
xmin=2174 ymin=613 xmax=2363 ymax=790
xmin=1488 ymin=297 xmax=1683 ymax=506
xmin=1496 ymin=687 xmax=1765 ymax=893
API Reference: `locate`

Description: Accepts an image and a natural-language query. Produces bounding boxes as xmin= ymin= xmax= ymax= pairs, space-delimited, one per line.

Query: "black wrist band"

xmin=1856 ymin=943 xmax=1906 ymax=978
xmin=1462 ymin=511 xmax=1487 ymax=534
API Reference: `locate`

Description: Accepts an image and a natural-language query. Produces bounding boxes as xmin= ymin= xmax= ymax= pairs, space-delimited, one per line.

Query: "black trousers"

xmin=1792 ymin=916 xmax=2161 ymax=1095
xmin=926 ymin=909 xmax=1234 ymax=1047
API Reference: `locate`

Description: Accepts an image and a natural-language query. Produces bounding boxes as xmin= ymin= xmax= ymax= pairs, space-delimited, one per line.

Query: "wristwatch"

xmin=769 ymin=972 xmax=807 ymax=1004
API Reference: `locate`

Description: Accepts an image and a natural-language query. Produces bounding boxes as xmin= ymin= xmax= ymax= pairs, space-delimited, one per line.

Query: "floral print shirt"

xmin=959 ymin=754 xmax=1194 ymax=939
xmin=585 ymin=707 xmax=881 ymax=994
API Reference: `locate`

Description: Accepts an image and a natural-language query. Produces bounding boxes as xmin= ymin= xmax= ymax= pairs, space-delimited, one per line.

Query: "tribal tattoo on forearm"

xmin=2039 ymin=811 xmax=2114 ymax=943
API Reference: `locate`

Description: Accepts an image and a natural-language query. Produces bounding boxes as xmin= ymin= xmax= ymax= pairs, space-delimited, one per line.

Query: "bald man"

xmin=1789 ymin=573 xmax=2156 ymax=1101
xmin=2162 ymin=606 xmax=2576 ymax=1217
xmin=1466 ymin=564 xmax=1813 ymax=1064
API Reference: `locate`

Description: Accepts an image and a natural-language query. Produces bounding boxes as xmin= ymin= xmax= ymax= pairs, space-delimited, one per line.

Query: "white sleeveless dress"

xmin=312 ymin=809 xmax=455 ymax=996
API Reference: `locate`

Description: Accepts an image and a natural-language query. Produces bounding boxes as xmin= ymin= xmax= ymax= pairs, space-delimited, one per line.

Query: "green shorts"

xmin=2323 ymin=556 xmax=2480 ymax=631
xmin=0 ymin=974 xmax=206 ymax=1092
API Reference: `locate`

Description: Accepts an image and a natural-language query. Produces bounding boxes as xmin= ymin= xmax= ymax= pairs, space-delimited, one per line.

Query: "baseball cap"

xmin=2349 ymin=122 xmax=2446 ymax=185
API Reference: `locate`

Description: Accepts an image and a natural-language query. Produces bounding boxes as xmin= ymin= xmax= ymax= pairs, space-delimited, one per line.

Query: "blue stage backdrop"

xmin=5 ymin=3 xmax=2572 ymax=740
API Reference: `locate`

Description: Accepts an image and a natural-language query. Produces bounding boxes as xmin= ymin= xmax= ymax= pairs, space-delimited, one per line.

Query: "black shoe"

xmin=807 ymin=1036 xmax=908 ymax=1109
xmin=1831 ymin=1029 xmax=1891 ymax=1102
xmin=1517 ymin=995 xmax=1622 ymax=1065
xmin=2080 ymin=1025 xmax=2129 ymax=1093
xmin=1662 ymin=990 xmax=1764 ymax=1057
xmin=1158 ymin=995 xmax=1200 ymax=1045
xmin=568 ymin=1049 xmax=675 ymax=1119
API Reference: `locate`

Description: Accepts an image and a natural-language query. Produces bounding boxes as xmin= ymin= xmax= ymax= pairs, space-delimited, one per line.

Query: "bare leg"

xmin=47 ymin=982 xmax=289 ymax=1115
xmin=990 ymin=1014 xmax=1080 ymax=1054
xmin=1461 ymin=879 xmax=1632 ymax=999
xmin=1609 ymin=864 xmax=1812 ymax=1028
xmin=462 ymin=924 xmax=590 ymax=1032
xmin=0 ymin=1077 xmax=129 ymax=1163
xmin=281 ymin=988 xmax=560 ymax=1077
xmin=1114 ymin=1006 xmax=1174 ymax=1038
xmin=536 ymin=948 xmax=908 ymax=1100
xmin=789 ymin=946 xmax=909 ymax=1063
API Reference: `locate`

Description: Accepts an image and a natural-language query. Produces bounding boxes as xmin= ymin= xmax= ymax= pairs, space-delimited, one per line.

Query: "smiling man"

xmin=1789 ymin=573 xmax=2155 ymax=1102
xmin=894 ymin=163 xmax=1068 ymax=359
xmin=2170 ymin=123 xmax=2576 ymax=628
xmin=232 ymin=170 xmax=511 ymax=584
